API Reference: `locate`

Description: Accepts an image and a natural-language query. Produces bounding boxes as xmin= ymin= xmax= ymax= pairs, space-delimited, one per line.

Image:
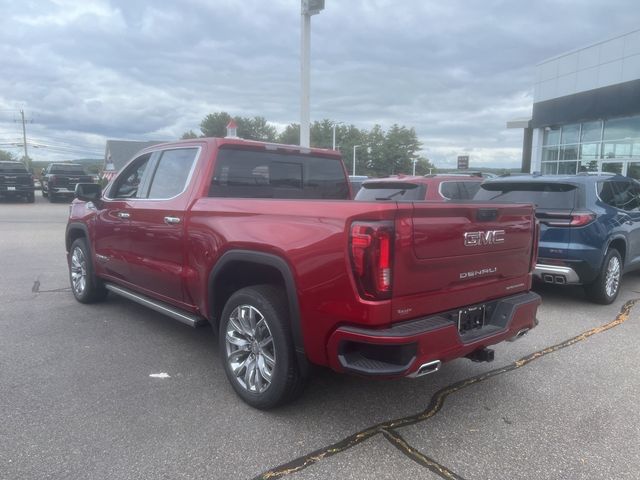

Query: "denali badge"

xmin=464 ymin=229 xmax=505 ymax=247
xmin=460 ymin=267 xmax=497 ymax=279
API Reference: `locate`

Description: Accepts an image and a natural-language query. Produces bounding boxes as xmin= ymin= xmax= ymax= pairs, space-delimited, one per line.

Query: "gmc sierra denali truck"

xmin=42 ymin=163 xmax=94 ymax=202
xmin=66 ymin=137 xmax=541 ymax=409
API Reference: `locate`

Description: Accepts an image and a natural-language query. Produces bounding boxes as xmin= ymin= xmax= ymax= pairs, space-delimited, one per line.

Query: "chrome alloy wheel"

xmin=605 ymin=255 xmax=621 ymax=298
xmin=225 ymin=304 xmax=276 ymax=394
xmin=70 ymin=246 xmax=87 ymax=295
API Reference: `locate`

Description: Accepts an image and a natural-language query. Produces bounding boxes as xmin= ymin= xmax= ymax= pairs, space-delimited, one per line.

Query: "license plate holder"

xmin=458 ymin=305 xmax=486 ymax=334
xmin=7 ymin=186 xmax=15 ymax=191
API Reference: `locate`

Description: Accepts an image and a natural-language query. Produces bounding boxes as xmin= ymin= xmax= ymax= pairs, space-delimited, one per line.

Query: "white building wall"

xmin=533 ymin=29 xmax=640 ymax=103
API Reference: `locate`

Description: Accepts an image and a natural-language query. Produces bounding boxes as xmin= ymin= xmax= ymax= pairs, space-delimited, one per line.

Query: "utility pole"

xmin=300 ymin=0 xmax=325 ymax=148
xmin=19 ymin=109 xmax=29 ymax=169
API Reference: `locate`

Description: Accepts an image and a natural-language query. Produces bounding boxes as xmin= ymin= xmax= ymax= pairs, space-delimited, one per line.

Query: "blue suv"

xmin=474 ymin=174 xmax=640 ymax=304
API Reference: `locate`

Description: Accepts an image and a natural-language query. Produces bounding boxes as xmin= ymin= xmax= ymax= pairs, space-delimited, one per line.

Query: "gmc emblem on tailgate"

xmin=464 ymin=230 xmax=505 ymax=247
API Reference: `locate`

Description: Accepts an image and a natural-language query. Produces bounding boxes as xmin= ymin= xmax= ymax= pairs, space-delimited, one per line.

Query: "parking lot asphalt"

xmin=1 ymin=197 xmax=639 ymax=480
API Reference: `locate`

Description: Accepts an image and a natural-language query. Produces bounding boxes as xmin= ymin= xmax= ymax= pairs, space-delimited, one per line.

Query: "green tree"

xmin=236 ymin=116 xmax=277 ymax=142
xmin=181 ymin=130 xmax=199 ymax=139
xmin=365 ymin=125 xmax=387 ymax=177
xmin=277 ymin=124 xmax=300 ymax=145
xmin=384 ymin=125 xmax=422 ymax=175
xmin=0 ymin=149 xmax=15 ymax=161
xmin=200 ymin=112 xmax=233 ymax=137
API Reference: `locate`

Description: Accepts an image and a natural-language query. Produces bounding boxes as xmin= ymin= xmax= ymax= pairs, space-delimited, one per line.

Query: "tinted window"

xmin=0 ymin=162 xmax=27 ymax=173
xmin=474 ymin=182 xmax=577 ymax=209
xmin=598 ymin=180 xmax=640 ymax=211
xmin=355 ymin=182 xmax=424 ymax=201
xmin=50 ymin=164 xmax=86 ymax=175
xmin=209 ymin=148 xmax=349 ymax=199
xmin=148 ymin=148 xmax=198 ymax=199
xmin=111 ymin=154 xmax=152 ymax=199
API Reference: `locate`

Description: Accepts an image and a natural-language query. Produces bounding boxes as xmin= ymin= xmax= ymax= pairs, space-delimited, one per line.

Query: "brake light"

xmin=569 ymin=212 xmax=596 ymax=226
xmin=540 ymin=210 xmax=596 ymax=227
xmin=350 ymin=221 xmax=394 ymax=300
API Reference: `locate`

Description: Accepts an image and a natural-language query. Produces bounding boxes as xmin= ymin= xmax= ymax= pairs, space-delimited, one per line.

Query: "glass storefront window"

xmin=561 ymin=145 xmax=578 ymax=160
xmin=543 ymin=127 xmax=560 ymax=146
xmin=542 ymin=146 xmax=559 ymax=161
xmin=541 ymin=162 xmax=558 ymax=174
xmin=560 ymin=124 xmax=580 ymax=145
xmin=603 ymin=115 xmax=640 ymax=141
xmin=602 ymin=162 xmax=623 ymax=175
xmin=579 ymin=142 xmax=600 ymax=160
xmin=581 ymin=121 xmax=602 ymax=143
xmin=603 ymin=142 xmax=632 ymax=159
xmin=558 ymin=161 xmax=578 ymax=174
xmin=627 ymin=163 xmax=640 ymax=180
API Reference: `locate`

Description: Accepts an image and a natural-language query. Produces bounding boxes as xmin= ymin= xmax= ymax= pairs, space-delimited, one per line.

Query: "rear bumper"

xmin=0 ymin=185 xmax=34 ymax=195
xmin=326 ymin=291 xmax=541 ymax=377
xmin=534 ymin=263 xmax=580 ymax=284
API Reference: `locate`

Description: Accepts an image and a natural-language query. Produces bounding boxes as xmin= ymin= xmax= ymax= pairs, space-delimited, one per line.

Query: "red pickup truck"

xmin=66 ymin=138 xmax=541 ymax=409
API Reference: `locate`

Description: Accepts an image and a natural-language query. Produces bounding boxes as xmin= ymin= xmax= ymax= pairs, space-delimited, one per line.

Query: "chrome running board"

xmin=104 ymin=283 xmax=207 ymax=328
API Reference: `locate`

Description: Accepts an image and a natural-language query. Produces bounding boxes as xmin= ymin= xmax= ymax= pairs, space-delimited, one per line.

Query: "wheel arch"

xmin=66 ymin=222 xmax=90 ymax=252
xmin=607 ymin=236 xmax=626 ymax=265
xmin=208 ymin=250 xmax=308 ymax=370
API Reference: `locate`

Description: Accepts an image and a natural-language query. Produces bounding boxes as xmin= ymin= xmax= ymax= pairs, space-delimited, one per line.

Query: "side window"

xmin=460 ymin=182 xmax=481 ymax=199
xmin=147 ymin=148 xmax=198 ymax=199
xmin=612 ymin=181 xmax=640 ymax=211
xmin=110 ymin=154 xmax=152 ymax=199
xmin=440 ymin=182 xmax=460 ymax=200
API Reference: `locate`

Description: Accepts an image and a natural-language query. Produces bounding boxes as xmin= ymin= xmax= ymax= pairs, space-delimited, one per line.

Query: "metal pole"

xmin=412 ymin=159 xmax=417 ymax=176
xmin=20 ymin=109 xmax=29 ymax=167
xmin=332 ymin=124 xmax=336 ymax=150
xmin=300 ymin=12 xmax=311 ymax=148
xmin=352 ymin=145 xmax=360 ymax=176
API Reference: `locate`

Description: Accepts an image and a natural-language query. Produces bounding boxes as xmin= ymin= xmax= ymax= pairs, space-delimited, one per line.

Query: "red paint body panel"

xmin=67 ymin=137 xmax=541 ymax=375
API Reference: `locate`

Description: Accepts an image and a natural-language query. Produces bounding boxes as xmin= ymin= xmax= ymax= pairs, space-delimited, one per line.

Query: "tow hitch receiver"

xmin=466 ymin=347 xmax=495 ymax=363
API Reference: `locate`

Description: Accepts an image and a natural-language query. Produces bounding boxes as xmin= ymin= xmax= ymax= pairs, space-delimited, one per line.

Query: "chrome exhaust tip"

xmin=507 ymin=328 xmax=530 ymax=342
xmin=409 ymin=360 xmax=442 ymax=378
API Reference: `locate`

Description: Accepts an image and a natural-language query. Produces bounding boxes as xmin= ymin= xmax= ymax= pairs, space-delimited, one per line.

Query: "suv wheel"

xmin=69 ymin=238 xmax=108 ymax=303
xmin=219 ymin=285 xmax=305 ymax=409
xmin=585 ymin=248 xmax=621 ymax=305
xmin=26 ymin=192 xmax=35 ymax=203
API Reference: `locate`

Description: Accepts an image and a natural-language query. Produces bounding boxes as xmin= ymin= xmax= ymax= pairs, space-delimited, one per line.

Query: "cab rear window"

xmin=474 ymin=182 xmax=577 ymax=208
xmin=355 ymin=182 xmax=425 ymax=201
xmin=0 ymin=163 xmax=28 ymax=173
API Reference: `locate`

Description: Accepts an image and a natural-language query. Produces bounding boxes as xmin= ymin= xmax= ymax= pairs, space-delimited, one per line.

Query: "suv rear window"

xmin=50 ymin=164 xmax=87 ymax=175
xmin=440 ymin=181 xmax=481 ymax=200
xmin=355 ymin=182 xmax=425 ymax=201
xmin=474 ymin=182 xmax=577 ymax=209
xmin=209 ymin=148 xmax=349 ymax=199
xmin=0 ymin=163 xmax=28 ymax=173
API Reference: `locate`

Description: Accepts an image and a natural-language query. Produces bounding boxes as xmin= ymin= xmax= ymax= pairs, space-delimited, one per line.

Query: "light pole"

xmin=300 ymin=0 xmax=325 ymax=148
xmin=352 ymin=145 xmax=361 ymax=176
xmin=332 ymin=121 xmax=343 ymax=150
xmin=412 ymin=158 xmax=417 ymax=176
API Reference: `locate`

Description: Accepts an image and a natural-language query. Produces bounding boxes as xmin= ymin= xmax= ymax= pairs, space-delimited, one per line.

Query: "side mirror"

xmin=75 ymin=183 xmax=102 ymax=202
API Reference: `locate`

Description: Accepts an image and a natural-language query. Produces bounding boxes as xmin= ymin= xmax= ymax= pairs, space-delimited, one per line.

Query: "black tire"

xmin=42 ymin=188 xmax=48 ymax=198
xmin=68 ymin=238 xmax=108 ymax=303
xmin=48 ymin=191 xmax=56 ymax=202
xmin=584 ymin=248 xmax=622 ymax=305
xmin=219 ymin=285 xmax=305 ymax=409
xmin=26 ymin=193 xmax=35 ymax=203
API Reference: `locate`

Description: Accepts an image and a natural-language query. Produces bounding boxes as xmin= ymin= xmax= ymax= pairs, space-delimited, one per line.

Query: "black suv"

xmin=475 ymin=174 xmax=640 ymax=304
xmin=0 ymin=161 xmax=35 ymax=202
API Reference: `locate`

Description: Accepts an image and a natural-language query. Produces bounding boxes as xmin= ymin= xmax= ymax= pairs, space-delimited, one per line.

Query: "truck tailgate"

xmin=392 ymin=202 xmax=535 ymax=321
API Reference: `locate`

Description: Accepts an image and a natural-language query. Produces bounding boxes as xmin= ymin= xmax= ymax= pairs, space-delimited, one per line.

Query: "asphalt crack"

xmin=252 ymin=299 xmax=639 ymax=479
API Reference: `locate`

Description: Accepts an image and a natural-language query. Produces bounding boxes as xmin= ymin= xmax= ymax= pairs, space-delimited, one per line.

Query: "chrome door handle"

xmin=164 ymin=216 xmax=181 ymax=225
xmin=117 ymin=211 xmax=130 ymax=219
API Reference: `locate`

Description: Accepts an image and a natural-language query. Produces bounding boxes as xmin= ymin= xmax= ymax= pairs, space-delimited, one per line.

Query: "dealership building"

xmin=511 ymin=29 xmax=640 ymax=177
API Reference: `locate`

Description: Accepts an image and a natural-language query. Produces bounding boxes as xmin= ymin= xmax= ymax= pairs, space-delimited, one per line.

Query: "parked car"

xmin=41 ymin=163 xmax=94 ymax=202
xmin=355 ymin=174 xmax=484 ymax=201
xmin=66 ymin=138 xmax=540 ymax=408
xmin=474 ymin=173 xmax=640 ymax=304
xmin=348 ymin=175 xmax=369 ymax=198
xmin=0 ymin=161 xmax=35 ymax=202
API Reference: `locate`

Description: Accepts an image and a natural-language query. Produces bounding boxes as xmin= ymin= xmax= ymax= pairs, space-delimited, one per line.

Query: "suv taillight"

xmin=350 ymin=221 xmax=394 ymax=300
xmin=539 ymin=210 xmax=596 ymax=227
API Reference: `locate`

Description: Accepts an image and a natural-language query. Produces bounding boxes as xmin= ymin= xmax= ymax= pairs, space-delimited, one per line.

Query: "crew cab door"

xmin=94 ymin=153 xmax=155 ymax=281
xmin=124 ymin=147 xmax=200 ymax=305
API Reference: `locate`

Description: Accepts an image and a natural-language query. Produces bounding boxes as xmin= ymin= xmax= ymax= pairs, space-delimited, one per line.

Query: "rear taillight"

xmin=539 ymin=210 xmax=596 ymax=227
xmin=350 ymin=221 xmax=394 ymax=300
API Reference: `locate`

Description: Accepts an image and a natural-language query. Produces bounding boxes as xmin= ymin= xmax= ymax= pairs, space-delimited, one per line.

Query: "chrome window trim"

xmin=104 ymin=146 xmax=201 ymax=202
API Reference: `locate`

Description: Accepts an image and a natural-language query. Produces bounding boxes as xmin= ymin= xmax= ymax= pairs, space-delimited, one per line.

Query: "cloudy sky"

xmin=0 ymin=0 xmax=638 ymax=168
